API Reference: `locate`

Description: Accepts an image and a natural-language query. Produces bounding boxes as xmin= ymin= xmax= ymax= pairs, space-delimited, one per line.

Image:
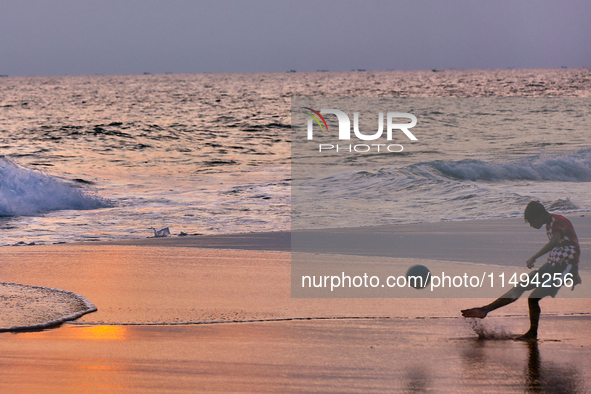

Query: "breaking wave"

xmin=295 ymin=148 xmax=590 ymax=229
xmin=0 ymin=157 xmax=112 ymax=217
xmin=423 ymin=148 xmax=591 ymax=182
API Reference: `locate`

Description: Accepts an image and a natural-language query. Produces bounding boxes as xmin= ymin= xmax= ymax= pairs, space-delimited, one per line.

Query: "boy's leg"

xmin=516 ymin=262 xmax=569 ymax=339
xmin=461 ymin=286 xmax=527 ymax=318
xmin=516 ymin=297 xmax=541 ymax=340
xmin=462 ymin=266 xmax=547 ymax=318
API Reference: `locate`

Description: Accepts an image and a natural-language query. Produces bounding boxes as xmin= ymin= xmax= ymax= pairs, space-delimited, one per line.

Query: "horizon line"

xmin=1 ymin=66 xmax=589 ymax=79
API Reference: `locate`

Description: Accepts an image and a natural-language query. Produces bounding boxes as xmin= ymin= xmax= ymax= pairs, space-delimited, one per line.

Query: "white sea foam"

xmin=0 ymin=281 xmax=97 ymax=331
xmin=0 ymin=157 xmax=111 ymax=217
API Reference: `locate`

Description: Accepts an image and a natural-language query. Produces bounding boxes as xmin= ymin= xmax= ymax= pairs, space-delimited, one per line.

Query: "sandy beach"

xmin=1 ymin=216 xmax=590 ymax=392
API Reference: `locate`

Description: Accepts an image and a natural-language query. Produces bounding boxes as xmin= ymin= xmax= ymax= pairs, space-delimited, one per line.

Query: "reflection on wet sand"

xmin=18 ymin=325 xmax=128 ymax=341
xmin=73 ymin=326 xmax=128 ymax=341
xmin=1 ymin=316 xmax=590 ymax=393
xmin=459 ymin=333 xmax=586 ymax=393
xmin=525 ymin=340 xmax=583 ymax=394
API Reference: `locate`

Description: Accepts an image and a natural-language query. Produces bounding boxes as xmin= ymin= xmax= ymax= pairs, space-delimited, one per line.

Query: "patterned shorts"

xmin=548 ymin=245 xmax=578 ymax=265
xmin=522 ymin=262 xmax=574 ymax=298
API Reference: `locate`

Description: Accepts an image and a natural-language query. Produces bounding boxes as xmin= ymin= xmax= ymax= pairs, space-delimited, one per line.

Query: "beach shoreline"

xmin=91 ymin=214 xmax=591 ymax=267
xmin=3 ymin=214 xmax=590 ymax=325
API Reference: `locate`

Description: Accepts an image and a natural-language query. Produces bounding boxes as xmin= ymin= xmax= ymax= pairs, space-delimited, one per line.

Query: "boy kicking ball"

xmin=461 ymin=201 xmax=582 ymax=340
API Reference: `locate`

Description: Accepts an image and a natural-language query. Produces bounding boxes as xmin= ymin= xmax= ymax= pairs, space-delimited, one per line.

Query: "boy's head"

xmin=524 ymin=201 xmax=550 ymax=229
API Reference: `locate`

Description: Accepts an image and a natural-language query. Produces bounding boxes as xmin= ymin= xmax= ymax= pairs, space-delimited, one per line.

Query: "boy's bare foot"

xmin=516 ymin=330 xmax=538 ymax=341
xmin=461 ymin=308 xmax=488 ymax=319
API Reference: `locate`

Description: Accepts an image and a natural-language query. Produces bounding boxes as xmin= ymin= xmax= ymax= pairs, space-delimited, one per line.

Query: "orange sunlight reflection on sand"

xmin=21 ymin=325 xmax=128 ymax=341
xmin=73 ymin=326 xmax=128 ymax=341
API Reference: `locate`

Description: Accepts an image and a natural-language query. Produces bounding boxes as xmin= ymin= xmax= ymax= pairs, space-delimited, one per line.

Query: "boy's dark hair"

xmin=524 ymin=201 xmax=549 ymax=223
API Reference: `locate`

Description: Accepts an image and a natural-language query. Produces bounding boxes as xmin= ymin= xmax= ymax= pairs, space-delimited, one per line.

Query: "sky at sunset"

xmin=1 ymin=0 xmax=590 ymax=76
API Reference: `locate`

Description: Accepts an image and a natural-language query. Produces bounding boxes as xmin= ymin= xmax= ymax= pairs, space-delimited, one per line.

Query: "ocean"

xmin=1 ymin=69 xmax=590 ymax=245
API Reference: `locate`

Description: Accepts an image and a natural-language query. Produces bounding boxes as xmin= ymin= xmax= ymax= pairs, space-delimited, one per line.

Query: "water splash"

xmin=468 ymin=319 xmax=514 ymax=340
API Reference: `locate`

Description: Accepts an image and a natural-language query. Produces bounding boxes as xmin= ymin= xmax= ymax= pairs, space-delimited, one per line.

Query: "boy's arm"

xmin=526 ymin=231 xmax=562 ymax=269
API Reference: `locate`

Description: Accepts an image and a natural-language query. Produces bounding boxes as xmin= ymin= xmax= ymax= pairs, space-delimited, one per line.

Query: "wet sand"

xmin=1 ymin=217 xmax=590 ymax=392
xmin=2 ymin=316 xmax=591 ymax=393
xmin=97 ymin=215 xmax=591 ymax=267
